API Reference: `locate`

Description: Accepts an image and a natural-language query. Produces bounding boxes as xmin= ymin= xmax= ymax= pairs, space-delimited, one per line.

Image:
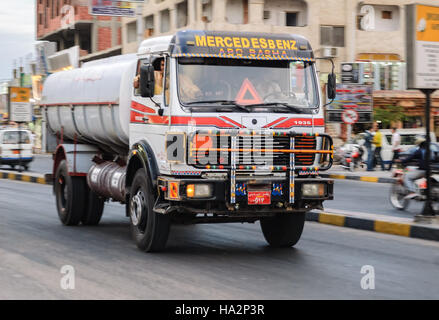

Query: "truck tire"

xmin=260 ymin=212 xmax=305 ymax=248
xmin=129 ymin=168 xmax=170 ymax=252
xmin=54 ymin=160 xmax=86 ymax=226
xmin=81 ymin=189 xmax=105 ymax=226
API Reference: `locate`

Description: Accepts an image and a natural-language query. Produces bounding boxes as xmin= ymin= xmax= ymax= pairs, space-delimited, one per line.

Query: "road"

xmin=327 ymin=179 xmax=424 ymax=218
xmin=0 ymin=153 xmax=51 ymax=174
xmin=0 ymin=154 xmax=424 ymax=218
xmin=1 ymin=179 xmax=439 ymax=299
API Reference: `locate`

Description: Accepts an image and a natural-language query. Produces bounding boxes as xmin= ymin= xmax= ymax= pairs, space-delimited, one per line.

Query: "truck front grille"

xmin=188 ymin=132 xmax=321 ymax=170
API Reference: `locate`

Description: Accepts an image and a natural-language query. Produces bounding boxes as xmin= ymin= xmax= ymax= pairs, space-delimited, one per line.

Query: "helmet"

xmin=415 ymin=135 xmax=426 ymax=145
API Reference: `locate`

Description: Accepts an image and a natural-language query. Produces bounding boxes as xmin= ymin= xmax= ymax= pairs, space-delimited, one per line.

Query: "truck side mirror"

xmin=140 ymin=64 xmax=155 ymax=98
xmin=327 ymin=72 xmax=336 ymax=100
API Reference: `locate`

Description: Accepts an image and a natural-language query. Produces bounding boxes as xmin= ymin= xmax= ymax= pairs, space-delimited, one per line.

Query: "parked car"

xmin=0 ymin=128 xmax=34 ymax=171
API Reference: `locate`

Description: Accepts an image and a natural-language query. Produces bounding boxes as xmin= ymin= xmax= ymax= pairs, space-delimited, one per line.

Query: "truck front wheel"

xmin=128 ymin=168 xmax=170 ymax=252
xmin=54 ymin=160 xmax=86 ymax=226
xmin=260 ymin=212 xmax=305 ymax=248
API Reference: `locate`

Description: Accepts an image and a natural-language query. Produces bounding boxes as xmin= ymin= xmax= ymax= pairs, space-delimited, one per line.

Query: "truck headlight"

xmin=302 ymin=183 xmax=325 ymax=197
xmin=186 ymin=184 xmax=213 ymax=198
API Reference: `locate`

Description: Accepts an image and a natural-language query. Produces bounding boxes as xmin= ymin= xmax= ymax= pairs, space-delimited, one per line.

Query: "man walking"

xmin=372 ymin=122 xmax=385 ymax=171
xmin=387 ymin=127 xmax=401 ymax=171
xmin=364 ymin=126 xmax=374 ymax=171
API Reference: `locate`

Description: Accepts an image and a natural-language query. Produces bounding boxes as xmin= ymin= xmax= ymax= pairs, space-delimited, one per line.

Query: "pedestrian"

xmin=387 ymin=127 xmax=401 ymax=171
xmin=372 ymin=122 xmax=385 ymax=171
xmin=364 ymin=125 xmax=374 ymax=171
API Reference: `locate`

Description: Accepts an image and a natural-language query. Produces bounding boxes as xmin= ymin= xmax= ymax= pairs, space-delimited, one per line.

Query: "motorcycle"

xmin=338 ymin=142 xmax=364 ymax=172
xmin=389 ymin=165 xmax=439 ymax=211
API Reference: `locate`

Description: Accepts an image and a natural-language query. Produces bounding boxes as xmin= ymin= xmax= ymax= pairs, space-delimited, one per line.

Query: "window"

xmin=320 ymin=26 xmax=345 ymax=47
xmin=160 ymin=9 xmax=170 ymax=33
xmin=177 ymin=1 xmax=188 ymax=28
xmin=144 ymin=15 xmax=154 ymax=37
xmin=263 ymin=10 xmax=270 ymax=20
xmin=127 ymin=21 xmax=137 ymax=43
xmin=286 ymin=12 xmax=298 ymax=26
xmin=177 ymin=58 xmax=318 ymax=110
xmin=2 ymin=131 xmax=30 ymax=144
xmin=382 ymin=11 xmax=392 ymax=19
xmin=133 ymin=59 xmax=147 ymax=96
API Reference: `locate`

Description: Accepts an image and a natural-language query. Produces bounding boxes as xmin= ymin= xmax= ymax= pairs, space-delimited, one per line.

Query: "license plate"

xmin=13 ymin=150 xmax=20 ymax=154
xmin=248 ymin=191 xmax=271 ymax=205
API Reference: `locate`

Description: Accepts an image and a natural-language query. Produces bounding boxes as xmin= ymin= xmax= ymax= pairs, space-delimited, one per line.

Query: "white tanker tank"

xmin=42 ymin=54 xmax=138 ymax=154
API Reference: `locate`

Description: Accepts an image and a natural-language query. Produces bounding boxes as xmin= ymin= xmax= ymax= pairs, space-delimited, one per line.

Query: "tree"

xmin=373 ymin=105 xmax=406 ymax=128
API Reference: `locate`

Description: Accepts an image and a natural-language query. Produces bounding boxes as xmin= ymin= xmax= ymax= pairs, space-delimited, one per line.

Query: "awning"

xmin=356 ymin=53 xmax=402 ymax=61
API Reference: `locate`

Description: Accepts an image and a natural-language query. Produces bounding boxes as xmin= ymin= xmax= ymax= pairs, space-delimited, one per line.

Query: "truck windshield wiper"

xmin=185 ymin=100 xmax=251 ymax=113
xmin=242 ymin=102 xmax=304 ymax=114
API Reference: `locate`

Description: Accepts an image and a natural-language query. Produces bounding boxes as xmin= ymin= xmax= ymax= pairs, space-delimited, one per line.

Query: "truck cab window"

xmin=133 ymin=60 xmax=145 ymax=96
xmin=153 ymin=57 xmax=165 ymax=96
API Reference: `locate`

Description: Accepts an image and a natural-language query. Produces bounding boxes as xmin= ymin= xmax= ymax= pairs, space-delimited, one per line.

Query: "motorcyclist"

xmin=397 ymin=136 xmax=428 ymax=199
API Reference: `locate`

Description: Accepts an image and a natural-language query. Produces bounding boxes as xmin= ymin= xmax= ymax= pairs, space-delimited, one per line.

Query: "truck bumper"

xmin=156 ymin=175 xmax=334 ymax=218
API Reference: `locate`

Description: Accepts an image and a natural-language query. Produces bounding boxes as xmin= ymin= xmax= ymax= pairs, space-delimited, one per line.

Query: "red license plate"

xmin=248 ymin=191 xmax=271 ymax=205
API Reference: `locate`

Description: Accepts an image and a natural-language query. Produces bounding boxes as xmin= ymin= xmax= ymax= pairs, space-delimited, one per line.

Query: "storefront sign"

xmin=327 ymin=84 xmax=373 ymax=112
xmin=10 ymin=87 xmax=32 ymax=123
xmin=89 ymin=0 xmax=136 ymax=17
xmin=406 ymin=4 xmax=439 ymax=89
xmin=341 ymin=63 xmax=360 ymax=84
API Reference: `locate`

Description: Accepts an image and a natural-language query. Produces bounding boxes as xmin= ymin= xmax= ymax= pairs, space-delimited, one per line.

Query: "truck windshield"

xmin=177 ymin=57 xmax=318 ymax=110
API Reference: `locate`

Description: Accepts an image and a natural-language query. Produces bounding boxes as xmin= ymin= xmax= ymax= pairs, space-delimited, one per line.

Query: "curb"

xmin=0 ymin=171 xmax=52 ymax=185
xmin=320 ymin=173 xmax=395 ymax=184
xmin=307 ymin=211 xmax=439 ymax=242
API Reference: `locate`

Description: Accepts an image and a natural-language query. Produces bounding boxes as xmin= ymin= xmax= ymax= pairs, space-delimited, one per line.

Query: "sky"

xmin=0 ymin=0 xmax=35 ymax=80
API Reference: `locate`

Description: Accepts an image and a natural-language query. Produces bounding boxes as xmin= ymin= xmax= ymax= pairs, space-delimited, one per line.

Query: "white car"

xmin=359 ymin=128 xmax=437 ymax=165
xmin=0 ymin=128 xmax=34 ymax=170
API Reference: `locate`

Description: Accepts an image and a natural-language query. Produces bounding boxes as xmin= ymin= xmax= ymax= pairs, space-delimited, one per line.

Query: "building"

xmin=121 ymin=0 xmax=439 ymax=137
xmin=36 ymin=0 xmax=122 ymax=66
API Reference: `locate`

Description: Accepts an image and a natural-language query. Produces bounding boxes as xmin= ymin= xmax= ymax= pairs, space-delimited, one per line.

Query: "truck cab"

xmin=45 ymin=30 xmax=335 ymax=252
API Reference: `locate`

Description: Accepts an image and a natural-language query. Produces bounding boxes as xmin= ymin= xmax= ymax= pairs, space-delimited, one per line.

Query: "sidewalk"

xmin=307 ymin=210 xmax=439 ymax=242
xmin=321 ymin=164 xmax=395 ymax=184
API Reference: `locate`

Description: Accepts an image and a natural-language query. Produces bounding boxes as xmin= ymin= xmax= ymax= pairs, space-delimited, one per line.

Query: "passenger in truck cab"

xmin=152 ymin=58 xmax=165 ymax=95
xmin=133 ymin=58 xmax=166 ymax=96
xmin=178 ymin=67 xmax=202 ymax=102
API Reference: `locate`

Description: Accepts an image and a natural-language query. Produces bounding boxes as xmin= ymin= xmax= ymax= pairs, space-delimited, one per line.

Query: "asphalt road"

xmin=0 ymin=153 xmax=51 ymax=174
xmin=326 ymin=179 xmax=425 ymax=218
xmin=0 ymin=154 xmax=424 ymax=218
xmin=1 ymin=179 xmax=439 ymax=299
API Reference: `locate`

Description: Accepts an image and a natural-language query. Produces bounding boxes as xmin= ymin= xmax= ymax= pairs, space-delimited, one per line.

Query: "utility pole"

xmin=419 ymin=89 xmax=436 ymax=218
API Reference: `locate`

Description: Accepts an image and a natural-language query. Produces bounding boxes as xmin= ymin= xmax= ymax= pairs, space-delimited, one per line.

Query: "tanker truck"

xmin=41 ymin=30 xmax=335 ymax=252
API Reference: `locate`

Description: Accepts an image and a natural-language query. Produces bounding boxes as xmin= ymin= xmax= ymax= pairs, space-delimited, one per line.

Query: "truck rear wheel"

xmin=129 ymin=168 xmax=170 ymax=252
xmin=81 ymin=189 xmax=105 ymax=225
xmin=260 ymin=212 xmax=305 ymax=248
xmin=54 ymin=160 xmax=86 ymax=226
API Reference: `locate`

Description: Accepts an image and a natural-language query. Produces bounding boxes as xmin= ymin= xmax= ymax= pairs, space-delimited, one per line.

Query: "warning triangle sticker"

xmin=235 ymin=78 xmax=263 ymax=105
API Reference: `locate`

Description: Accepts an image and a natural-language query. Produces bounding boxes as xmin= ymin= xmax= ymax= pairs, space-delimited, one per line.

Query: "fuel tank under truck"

xmin=42 ymin=54 xmax=137 ymax=155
